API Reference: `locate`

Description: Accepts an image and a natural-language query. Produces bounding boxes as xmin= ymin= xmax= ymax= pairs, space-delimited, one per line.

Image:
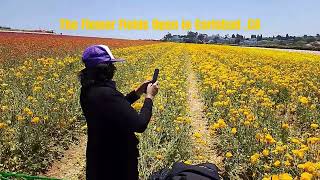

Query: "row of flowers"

xmin=0 ymin=43 xmax=193 ymax=179
xmin=0 ymin=32 xmax=156 ymax=63
xmin=189 ymin=44 xmax=320 ymax=179
xmin=113 ymin=44 xmax=192 ymax=179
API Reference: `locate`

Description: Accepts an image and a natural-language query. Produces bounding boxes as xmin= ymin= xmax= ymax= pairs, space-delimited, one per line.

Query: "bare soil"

xmin=43 ymin=134 xmax=87 ymax=180
xmin=245 ymin=46 xmax=320 ymax=55
xmin=186 ymin=61 xmax=224 ymax=170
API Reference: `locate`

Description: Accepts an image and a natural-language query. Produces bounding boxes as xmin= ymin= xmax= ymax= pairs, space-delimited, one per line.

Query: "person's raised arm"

xmin=104 ymin=82 xmax=159 ymax=133
xmin=125 ymin=80 xmax=150 ymax=104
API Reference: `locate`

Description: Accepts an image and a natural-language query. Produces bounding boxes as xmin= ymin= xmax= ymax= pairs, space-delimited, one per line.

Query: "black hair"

xmin=79 ymin=63 xmax=116 ymax=87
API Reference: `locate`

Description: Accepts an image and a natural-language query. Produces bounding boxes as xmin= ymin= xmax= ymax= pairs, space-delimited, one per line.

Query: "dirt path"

xmin=274 ymin=48 xmax=320 ymax=55
xmin=43 ymin=134 xmax=87 ymax=180
xmin=186 ymin=60 xmax=223 ymax=170
xmin=244 ymin=46 xmax=320 ymax=55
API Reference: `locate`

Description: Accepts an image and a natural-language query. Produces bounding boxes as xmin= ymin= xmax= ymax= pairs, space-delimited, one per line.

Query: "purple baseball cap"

xmin=82 ymin=45 xmax=125 ymax=68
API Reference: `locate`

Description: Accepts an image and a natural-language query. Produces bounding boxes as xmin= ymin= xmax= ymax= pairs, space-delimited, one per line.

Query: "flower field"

xmin=0 ymin=32 xmax=156 ymax=63
xmin=0 ymin=36 xmax=319 ymax=180
xmin=190 ymin=45 xmax=320 ymax=179
xmin=0 ymin=39 xmax=192 ymax=179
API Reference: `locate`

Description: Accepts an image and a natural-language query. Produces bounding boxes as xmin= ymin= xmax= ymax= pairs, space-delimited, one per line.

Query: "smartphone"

xmin=150 ymin=69 xmax=159 ymax=83
xmin=144 ymin=69 xmax=159 ymax=93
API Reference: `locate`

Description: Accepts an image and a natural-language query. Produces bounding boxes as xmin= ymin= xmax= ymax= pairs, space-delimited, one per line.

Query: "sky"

xmin=1 ymin=0 xmax=319 ymax=40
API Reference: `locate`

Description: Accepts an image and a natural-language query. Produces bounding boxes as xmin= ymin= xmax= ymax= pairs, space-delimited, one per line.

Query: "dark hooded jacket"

xmin=80 ymin=80 xmax=153 ymax=180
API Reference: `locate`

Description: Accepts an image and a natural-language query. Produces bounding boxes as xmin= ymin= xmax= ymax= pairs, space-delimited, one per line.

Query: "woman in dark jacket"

xmin=79 ymin=45 xmax=159 ymax=180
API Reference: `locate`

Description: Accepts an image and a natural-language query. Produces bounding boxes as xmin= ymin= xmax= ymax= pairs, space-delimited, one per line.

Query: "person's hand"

xmin=146 ymin=81 xmax=159 ymax=100
xmin=135 ymin=80 xmax=150 ymax=96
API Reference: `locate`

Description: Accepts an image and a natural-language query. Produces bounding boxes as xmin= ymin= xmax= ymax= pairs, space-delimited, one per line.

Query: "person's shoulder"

xmin=89 ymin=86 xmax=123 ymax=98
xmin=91 ymin=86 xmax=114 ymax=95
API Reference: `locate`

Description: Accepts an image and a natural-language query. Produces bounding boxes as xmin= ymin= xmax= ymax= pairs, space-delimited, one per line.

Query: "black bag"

xmin=149 ymin=162 xmax=221 ymax=180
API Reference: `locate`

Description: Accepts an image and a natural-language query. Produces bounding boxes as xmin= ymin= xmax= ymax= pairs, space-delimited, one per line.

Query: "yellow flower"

xmin=156 ymin=154 xmax=163 ymax=160
xmin=23 ymin=107 xmax=33 ymax=116
xmin=184 ymin=160 xmax=192 ymax=165
xmin=243 ymin=120 xmax=250 ymax=126
xmin=273 ymin=160 xmax=281 ymax=167
xmin=263 ymin=164 xmax=271 ymax=171
xmin=300 ymin=144 xmax=309 ymax=151
xmin=226 ymin=152 xmax=233 ymax=158
xmin=217 ymin=119 xmax=227 ymax=128
xmin=250 ymin=153 xmax=260 ymax=164
xmin=15 ymin=72 xmax=23 ymax=77
xmin=1 ymin=106 xmax=8 ymax=111
xmin=32 ymin=86 xmax=42 ymax=92
xmin=67 ymin=89 xmax=74 ymax=95
xmin=36 ymin=76 xmax=44 ymax=81
xmin=158 ymin=105 xmax=164 ymax=111
xmin=196 ymin=155 xmax=204 ymax=160
xmin=58 ymin=98 xmax=67 ymax=103
xmin=194 ymin=132 xmax=202 ymax=138
xmin=31 ymin=117 xmax=40 ymax=124
xmin=278 ymin=173 xmax=292 ymax=180
xmin=81 ymin=125 xmax=87 ymax=130
xmin=0 ymin=122 xmax=7 ymax=129
xmin=132 ymin=102 xmax=143 ymax=110
xmin=300 ymin=172 xmax=312 ymax=180
xmin=27 ymin=96 xmax=34 ymax=101
xmin=307 ymin=137 xmax=320 ymax=144
xmin=265 ymin=134 xmax=276 ymax=144
xmin=231 ymin=127 xmax=237 ymax=134
xmin=310 ymin=123 xmax=318 ymax=129
xmin=47 ymin=93 xmax=56 ymax=99
xmin=292 ymin=149 xmax=305 ymax=159
xmin=53 ymin=73 xmax=59 ymax=78
xmin=284 ymin=160 xmax=291 ymax=167
xmin=285 ymin=153 xmax=293 ymax=161
xmin=211 ymin=119 xmax=227 ymax=130
xmin=1 ymin=82 xmax=8 ymax=87
xmin=291 ymin=138 xmax=301 ymax=144
xmin=23 ymin=107 xmax=30 ymax=113
xmin=184 ymin=117 xmax=191 ymax=124
xmin=16 ymin=115 xmax=25 ymax=121
xmin=255 ymin=133 xmax=264 ymax=142
xmin=226 ymin=89 xmax=235 ymax=95
xmin=262 ymin=149 xmax=270 ymax=156
xmin=274 ymin=145 xmax=286 ymax=154
xmin=299 ymin=96 xmax=309 ymax=104
xmin=282 ymin=123 xmax=289 ymax=129
xmin=262 ymin=176 xmax=271 ymax=180
xmin=271 ymin=175 xmax=279 ymax=180
xmin=298 ymin=161 xmax=316 ymax=173
xmin=210 ymin=123 xmax=220 ymax=130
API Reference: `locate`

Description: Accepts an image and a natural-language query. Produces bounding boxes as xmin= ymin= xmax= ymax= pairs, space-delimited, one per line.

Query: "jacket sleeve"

xmin=101 ymin=90 xmax=153 ymax=133
xmin=124 ymin=90 xmax=141 ymax=104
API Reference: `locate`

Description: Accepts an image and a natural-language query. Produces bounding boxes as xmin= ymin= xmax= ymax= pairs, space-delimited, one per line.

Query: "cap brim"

xmin=110 ymin=58 xmax=125 ymax=63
